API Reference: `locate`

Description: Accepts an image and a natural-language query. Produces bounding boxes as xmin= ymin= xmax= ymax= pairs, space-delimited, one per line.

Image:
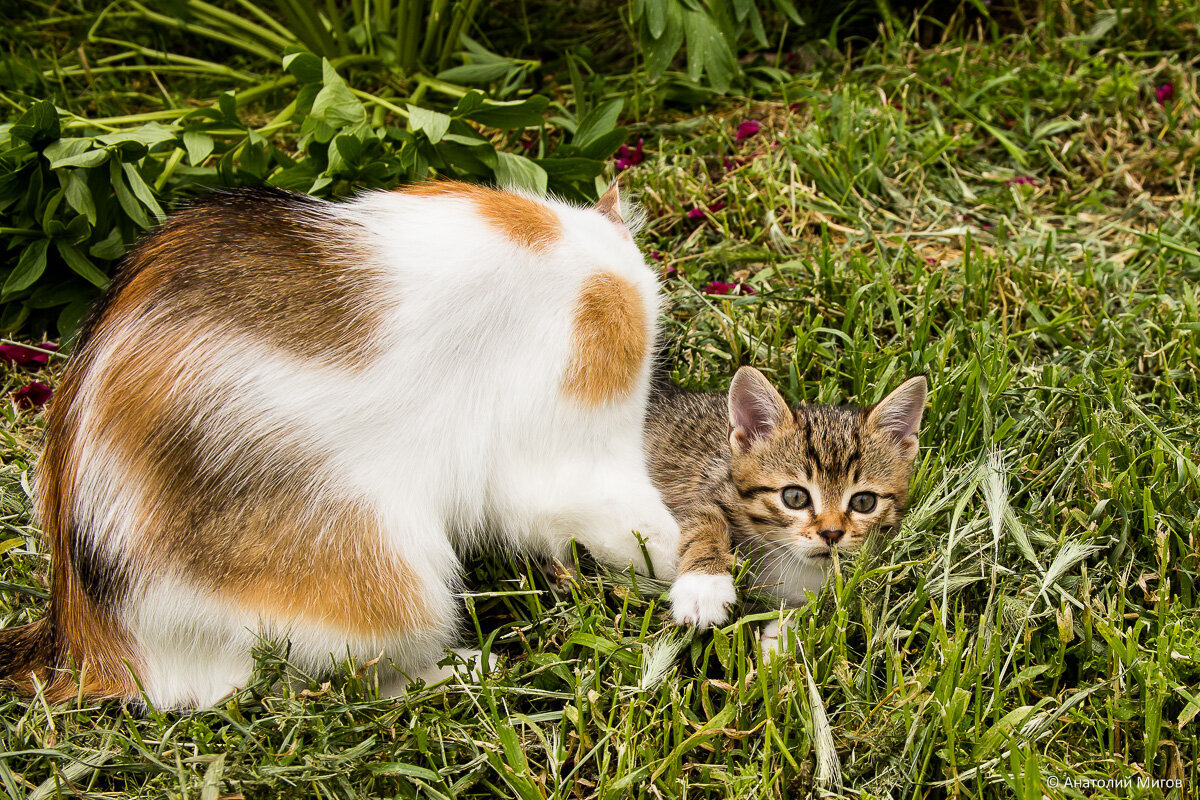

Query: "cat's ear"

xmin=728 ymin=367 xmax=792 ymax=454
xmin=595 ymin=182 xmax=624 ymax=227
xmin=867 ymin=376 xmax=927 ymax=458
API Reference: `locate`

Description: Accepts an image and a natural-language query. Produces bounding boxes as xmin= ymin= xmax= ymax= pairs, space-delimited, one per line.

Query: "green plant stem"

xmin=123 ymin=1 xmax=281 ymax=62
xmin=153 ymin=148 xmax=187 ymax=192
xmin=439 ymin=0 xmax=483 ymax=71
xmin=186 ymin=0 xmax=298 ymax=51
xmin=84 ymin=37 xmax=262 ymax=82
xmin=228 ymin=0 xmax=296 ymax=40
xmin=415 ymin=74 xmax=468 ymax=99
xmin=349 ymin=90 xmax=410 ymax=118
xmin=47 ymin=65 xmax=259 ymax=81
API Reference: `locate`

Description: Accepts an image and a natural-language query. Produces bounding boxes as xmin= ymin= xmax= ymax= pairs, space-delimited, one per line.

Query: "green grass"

xmin=3 ymin=4 xmax=1200 ymax=798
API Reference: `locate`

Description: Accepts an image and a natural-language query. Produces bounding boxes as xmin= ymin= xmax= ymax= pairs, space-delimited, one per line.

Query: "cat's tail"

xmin=0 ymin=615 xmax=62 ymax=696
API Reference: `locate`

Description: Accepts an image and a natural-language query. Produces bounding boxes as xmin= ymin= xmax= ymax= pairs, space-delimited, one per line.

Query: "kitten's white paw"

xmin=669 ymin=572 xmax=737 ymax=627
xmin=759 ymin=616 xmax=793 ymax=659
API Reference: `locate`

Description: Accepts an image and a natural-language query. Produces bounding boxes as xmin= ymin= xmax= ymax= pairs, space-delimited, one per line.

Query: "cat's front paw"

xmin=758 ymin=615 xmax=794 ymax=658
xmin=669 ymin=572 xmax=736 ymax=627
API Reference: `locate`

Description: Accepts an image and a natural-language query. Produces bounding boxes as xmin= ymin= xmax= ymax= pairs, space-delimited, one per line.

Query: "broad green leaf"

xmin=451 ymin=91 xmax=487 ymax=117
xmin=61 ymin=171 xmax=97 ymax=225
xmin=0 ymin=302 xmax=30 ymax=332
xmin=539 ymin=156 xmax=606 ymax=184
xmin=461 ymin=96 xmax=549 ymax=130
xmin=111 ymin=159 xmax=150 ymax=229
xmin=28 ymin=280 xmax=90 ymax=309
xmin=328 ymin=133 xmax=362 ymax=173
xmin=50 ymin=148 xmax=107 ymax=170
xmin=2 ymin=239 xmax=49 ymax=295
xmin=575 ymin=128 xmax=627 ymax=161
xmin=44 ymin=138 xmax=95 ymax=168
xmin=646 ymin=0 xmax=670 ymax=38
xmin=57 ymin=298 xmax=92 ymax=341
xmin=644 ymin=1 xmax=685 ymax=78
xmin=89 ymin=228 xmax=125 ymax=260
xmin=437 ymin=62 xmax=514 ymax=84
xmin=121 ymin=163 xmax=165 ymax=222
xmin=407 ymin=105 xmax=452 ymax=144
xmin=573 ymin=98 xmax=624 ymax=151
xmin=96 ymin=123 xmax=177 ymax=148
xmin=57 ymin=242 xmax=110 ymax=289
xmin=182 ymin=130 xmax=214 ymax=166
xmin=217 ymin=91 xmax=239 ymax=125
xmin=282 ymin=51 xmax=323 ymax=84
xmin=312 ymin=60 xmax=365 ymax=127
xmin=441 ymin=132 xmax=490 ymax=147
xmin=11 ymin=99 xmax=59 ymax=143
xmin=682 ymin=7 xmax=735 ymax=92
xmin=494 ymin=151 xmax=548 ymax=195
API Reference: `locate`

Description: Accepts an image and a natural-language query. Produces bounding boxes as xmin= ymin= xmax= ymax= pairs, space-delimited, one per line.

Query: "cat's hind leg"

xmin=125 ymin=581 xmax=262 ymax=709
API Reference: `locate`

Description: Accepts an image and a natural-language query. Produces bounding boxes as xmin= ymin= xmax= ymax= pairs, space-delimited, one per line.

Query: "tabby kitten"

xmin=651 ymin=367 xmax=926 ymax=628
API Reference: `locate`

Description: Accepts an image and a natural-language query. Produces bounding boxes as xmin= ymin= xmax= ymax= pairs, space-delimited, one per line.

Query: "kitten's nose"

xmin=818 ymin=528 xmax=844 ymax=545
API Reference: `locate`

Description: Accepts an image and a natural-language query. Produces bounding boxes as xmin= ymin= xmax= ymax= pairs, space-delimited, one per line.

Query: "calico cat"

xmin=651 ymin=367 xmax=926 ymax=630
xmin=0 ymin=181 xmax=681 ymax=709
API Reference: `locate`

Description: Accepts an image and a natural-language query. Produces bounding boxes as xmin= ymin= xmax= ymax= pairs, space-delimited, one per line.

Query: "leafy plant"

xmin=93 ymin=0 xmax=497 ymax=76
xmin=0 ymin=55 xmax=627 ymax=338
xmin=628 ymin=0 xmax=803 ymax=93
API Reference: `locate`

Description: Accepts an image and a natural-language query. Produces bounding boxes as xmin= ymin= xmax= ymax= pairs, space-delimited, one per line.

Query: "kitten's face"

xmin=726 ymin=368 xmax=926 ymax=565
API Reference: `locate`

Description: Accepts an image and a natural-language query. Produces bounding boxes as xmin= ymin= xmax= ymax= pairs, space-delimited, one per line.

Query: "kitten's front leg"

xmin=668 ymin=506 xmax=737 ymax=627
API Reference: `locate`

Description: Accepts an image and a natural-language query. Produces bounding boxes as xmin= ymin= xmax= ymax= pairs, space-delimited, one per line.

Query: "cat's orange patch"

xmin=68 ymin=329 xmax=426 ymax=639
xmin=562 ymin=271 xmax=649 ymax=406
xmin=402 ymin=181 xmax=560 ymax=250
xmin=228 ymin=503 xmax=427 ymax=637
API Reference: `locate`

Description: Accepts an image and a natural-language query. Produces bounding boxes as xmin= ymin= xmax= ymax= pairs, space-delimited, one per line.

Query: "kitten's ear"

xmin=594 ymin=182 xmax=624 ymax=227
xmin=727 ymin=367 xmax=792 ymax=454
xmin=867 ymin=376 xmax=927 ymax=458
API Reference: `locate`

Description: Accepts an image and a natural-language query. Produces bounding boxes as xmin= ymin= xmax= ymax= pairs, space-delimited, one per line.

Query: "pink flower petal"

xmin=735 ymin=120 xmax=762 ymax=141
xmin=14 ymin=381 xmax=52 ymax=408
xmin=612 ymin=138 xmax=646 ymax=172
xmin=702 ymin=281 xmax=755 ymax=296
xmin=0 ymin=343 xmax=52 ymax=367
xmin=1156 ymin=83 xmax=1173 ymax=104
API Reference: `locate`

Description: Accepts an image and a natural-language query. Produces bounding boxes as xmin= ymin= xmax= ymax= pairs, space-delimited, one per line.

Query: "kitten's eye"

xmin=781 ymin=486 xmax=810 ymax=509
xmin=849 ymin=492 xmax=877 ymax=513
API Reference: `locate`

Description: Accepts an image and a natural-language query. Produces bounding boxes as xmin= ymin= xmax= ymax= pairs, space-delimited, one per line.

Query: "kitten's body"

xmin=0 ymin=182 xmax=680 ymax=709
xmin=649 ymin=369 xmax=925 ymax=626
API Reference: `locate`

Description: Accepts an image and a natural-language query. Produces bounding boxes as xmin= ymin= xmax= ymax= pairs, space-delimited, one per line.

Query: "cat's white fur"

xmin=56 ymin=187 xmax=680 ymax=708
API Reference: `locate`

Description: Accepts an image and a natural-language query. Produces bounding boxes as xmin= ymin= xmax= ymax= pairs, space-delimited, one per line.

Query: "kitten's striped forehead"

xmin=790 ymin=405 xmax=867 ymax=481
xmin=737 ymin=402 xmax=910 ymax=495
